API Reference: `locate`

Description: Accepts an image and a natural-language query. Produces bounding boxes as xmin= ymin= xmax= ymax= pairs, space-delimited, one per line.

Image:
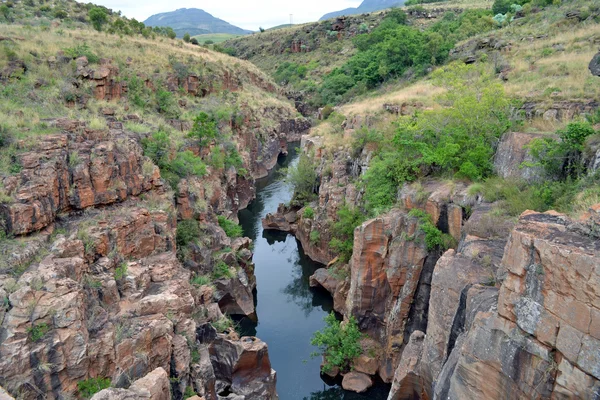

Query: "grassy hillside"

xmin=320 ymin=0 xmax=404 ymax=21
xmin=192 ymin=33 xmax=241 ymax=44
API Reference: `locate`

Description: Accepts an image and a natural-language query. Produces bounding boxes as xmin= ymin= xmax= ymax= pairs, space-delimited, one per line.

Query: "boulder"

xmin=589 ymin=52 xmax=600 ymax=77
xmin=91 ymin=367 xmax=171 ymax=400
xmin=309 ymin=268 xmax=340 ymax=294
xmin=341 ymin=371 xmax=373 ymax=393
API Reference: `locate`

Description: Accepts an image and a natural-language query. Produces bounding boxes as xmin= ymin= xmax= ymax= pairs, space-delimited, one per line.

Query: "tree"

xmin=284 ymin=153 xmax=318 ymax=206
xmin=259 ymin=27 xmax=265 ymax=33
xmin=183 ymin=33 xmax=191 ymax=43
xmin=190 ymin=38 xmax=199 ymax=45
xmin=188 ymin=112 xmax=218 ymax=145
xmin=492 ymin=0 xmax=512 ymax=15
xmin=88 ymin=7 xmax=107 ymax=31
xmin=311 ymin=313 xmax=363 ymax=374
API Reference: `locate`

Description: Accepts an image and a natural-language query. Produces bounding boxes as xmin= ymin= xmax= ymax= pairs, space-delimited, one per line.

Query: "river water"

xmin=237 ymin=145 xmax=390 ymax=400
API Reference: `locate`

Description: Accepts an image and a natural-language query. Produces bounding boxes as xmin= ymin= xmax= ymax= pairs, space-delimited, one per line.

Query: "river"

xmin=237 ymin=144 xmax=390 ymax=400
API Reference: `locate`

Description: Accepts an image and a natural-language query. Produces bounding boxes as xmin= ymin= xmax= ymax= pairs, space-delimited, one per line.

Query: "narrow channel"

xmin=237 ymin=144 xmax=390 ymax=400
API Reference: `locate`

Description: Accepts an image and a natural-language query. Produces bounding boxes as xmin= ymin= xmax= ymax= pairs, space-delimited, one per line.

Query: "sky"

xmin=92 ymin=0 xmax=364 ymax=30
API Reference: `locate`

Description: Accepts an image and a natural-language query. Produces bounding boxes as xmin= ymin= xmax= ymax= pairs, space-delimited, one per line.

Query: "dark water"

xmin=237 ymin=145 xmax=390 ymax=400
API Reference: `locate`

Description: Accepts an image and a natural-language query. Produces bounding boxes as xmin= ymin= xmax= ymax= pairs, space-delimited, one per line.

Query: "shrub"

xmin=409 ymin=209 xmax=455 ymax=250
xmin=211 ymin=316 xmax=233 ymax=332
xmin=189 ymin=112 xmax=218 ymax=146
xmin=204 ymin=39 xmax=214 ymax=45
xmin=155 ymin=89 xmax=179 ymax=118
xmin=492 ymin=0 xmax=512 ymax=15
xmin=177 ymin=219 xmax=200 ymax=248
xmin=88 ymin=7 xmax=107 ymax=31
xmin=190 ymin=38 xmax=199 ymax=45
xmin=64 ymin=43 xmax=99 ymax=63
xmin=284 ymin=153 xmax=318 ymax=206
xmin=321 ymin=105 xmax=334 ymax=120
xmin=212 ymin=260 xmax=234 ymax=279
xmin=311 ymin=313 xmax=363 ymax=374
xmin=217 ymin=216 xmax=243 ymax=238
xmin=114 ymin=262 xmax=128 ymax=281
xmin=191 ymin=274 xmax=211 ymax=286
xmin=53 ymin=8 xmax=68 ymax=19
xmin=310 ymin=230 xmax=321 ymax=245
xmin=77 ymin=377 xmax=111 ymax=399
xmin=170 ymin=151 xmax=207 ymax=178
xmin=329 ymin=205 xmax=365 ymax=263
xmin=183 ymin=33 xmax=191 ymax=43
xmin=27 ymin=322 xmax=49 ymax=342
xmin=303 ymin=207 xmax=315 ymax=219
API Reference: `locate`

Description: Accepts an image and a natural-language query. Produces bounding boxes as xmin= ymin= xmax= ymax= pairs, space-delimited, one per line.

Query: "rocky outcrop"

xmin=494 ymin=131 xmax=553 ymax=182
xmin=0 ymin=123 xmax=161 ymax=236
xmin=91 ymin=367 xmax=171 ymax=400
xmin=387 ymin=207 xmax=600 ymax=399
xmin=590 ymin=52 xmax=600 ymax=77
xmin=520 ymin=100 xmax=599 ymax=121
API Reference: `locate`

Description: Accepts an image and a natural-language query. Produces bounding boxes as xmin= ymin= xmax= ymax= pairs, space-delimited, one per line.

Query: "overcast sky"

xmin=92 ymin=0 xmax=363 ymax=30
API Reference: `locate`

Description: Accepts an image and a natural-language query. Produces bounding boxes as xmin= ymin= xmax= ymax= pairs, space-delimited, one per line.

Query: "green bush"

xmin=183 ymin=33 xmax=191 ymax=43
xmin=408 ymin=209 xmax=454 ymax=250
xmin=64 ymin=43 xmax=99 ymax=63
xmin=217 ymin=216 xmax=243 ymax=238
xmin=283 ymin=153 xmax=318 ymax=206
xmin=492 ymin=0 xmax=512 ymax=14
xmin=155 ymin=89 xmax=179 ymax=118
xmin=211 ymin=316 xmax=234 ymax=332
xmin=329 ymin=205 xmax=365 ymax=263
xmin=114 ymin=262 xmax=128 ymax=281
xmin=310 ymin=230 xmax=321 ymax=245
xmin=212 ymin=260 xmax=234 ymax=279
xmin=189 ymin=112 xmax=218 ymax=146
xmin=27 ymin=322 xmax=49 ymax=342
xmin=170 ymin=151 xmax=207 ymax=178
xmin=177 ymin=219 xmax=200 ymax=248
xmin=303 ymin=207 xmax=315 ymax=219
xmin=77 ymin=377 xmax=111 ymax=399
xmin=88 ymin=7 xmax=107 ymax=31
xmin=191 ymin=274 xmax=211 ymax=286
xmin=311 ymin=313 xmax=363 ymax=374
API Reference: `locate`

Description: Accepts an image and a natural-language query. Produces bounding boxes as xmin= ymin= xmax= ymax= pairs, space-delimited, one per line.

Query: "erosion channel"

xmin=237 ymin=145 xmax=390 ymax=400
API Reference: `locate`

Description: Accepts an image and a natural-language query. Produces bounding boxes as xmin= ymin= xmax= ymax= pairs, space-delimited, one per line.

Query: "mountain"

xmin=144 ymin=8 xmax=252 ymax=38
xmin=319 ymin=0 xmax=404 ymax=20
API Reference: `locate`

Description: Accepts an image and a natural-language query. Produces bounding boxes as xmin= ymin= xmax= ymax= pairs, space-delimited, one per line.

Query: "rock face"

xmin=342 ymin=371 xmax=373 ymax=393
xmin=494 ymin=131 xmax=552 ymax=182
xmin=91 ymin=367 xmax=171 ymax=400
xmin=387 ymin=208 xmax=600 ymax=400
xmin=0 ymin=124 xmax=161 ymax=236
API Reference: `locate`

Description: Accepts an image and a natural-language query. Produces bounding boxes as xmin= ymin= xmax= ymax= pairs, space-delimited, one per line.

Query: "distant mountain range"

xmin=144 ymin=8 xmax=252 ymax=38
xmin=320 ymin=0 xmax=405 ymax=21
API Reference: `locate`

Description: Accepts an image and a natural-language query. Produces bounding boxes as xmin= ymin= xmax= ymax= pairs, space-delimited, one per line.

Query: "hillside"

xmin=320 ymin=0 xmax=404 ymax=20
xmin=144 ymin=8 xmax=252 ymax=38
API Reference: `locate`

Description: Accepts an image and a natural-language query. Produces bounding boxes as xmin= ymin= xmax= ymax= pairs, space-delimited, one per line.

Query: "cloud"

xmin=95 ymin=0 xmax=363 ymax=30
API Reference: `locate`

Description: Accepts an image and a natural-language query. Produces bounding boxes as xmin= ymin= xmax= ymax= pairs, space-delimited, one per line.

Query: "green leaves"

xmin=311 ymin=313 xmax=363 ymax=374
xmin=189 ymin=112 xmax=219 ymax=146
xmin=217 ymin=216 xmax=243 ymax=238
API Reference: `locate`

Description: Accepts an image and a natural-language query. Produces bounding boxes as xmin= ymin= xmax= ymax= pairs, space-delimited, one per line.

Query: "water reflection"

xmin=236 ymin=145 xmax=390 ymax=400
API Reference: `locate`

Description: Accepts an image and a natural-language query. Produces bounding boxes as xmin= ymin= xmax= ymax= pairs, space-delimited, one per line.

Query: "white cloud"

xmin=94 ymin=0 xmax=363 ymax=30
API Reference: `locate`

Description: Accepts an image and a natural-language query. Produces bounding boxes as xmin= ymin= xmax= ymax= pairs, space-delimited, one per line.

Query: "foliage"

xmin=142 ymin=131 xmax=171 ymax=169
xmin=310 ymin=230 xmax=321 ymax=245
xmin=217 ymin=216 xmax=243 ymax=238
xmin=311 ymin=313 xmax=363 ymax=374
xmin=191 ymin=274 xmax=211 ymax=286
xmin=329 ymin=205 xmax=365 ymax=263
xmin=362 ymin=64 xmax=511 ymax=212
xmin=155 ymin=89 xmax=179 ymax=118
xmin=176 ymin=219 xmax=200 ymax=248
xmin=318 ymin=9 xmax=494 ymax=104
xmin=88 ymin=7 xmax=108 ymax=31
xmin=27 ymin=322 xmax=49 ymax=342
xmin=64 ymin=43 xmax=99 ymax=64
xmin=284 ymin=153 xmax=318 ymax=206
xmin=77 ymin=377 xmax=111 ymax=399
xmin=303 ymin=207 xmax=315 ymax=219
xmin=170 ymin=151 xmax=207 ymax=179
xmin=526 ymin=122 xmax=596 ymax=180
xmin=212 ymin=260 xmax=234 ymax=279
xmin=493 ymin=0 xmax=513 ymax=15
xmin=211 ymin=315 xmax=234 ymax=332
xmin=408 ymin=209 xmax=454 ymax=250
xmin=189 ymin=112 xmax=219 ymax=146
xmin=114 ymin=262 xmax=128 ymax=281
xmin=183 ymin=33 xmax=191 ymax=43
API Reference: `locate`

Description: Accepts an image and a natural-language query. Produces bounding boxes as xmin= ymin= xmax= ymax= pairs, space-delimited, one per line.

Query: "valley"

xmin=0 ymin=0 xmax=599 ymax=399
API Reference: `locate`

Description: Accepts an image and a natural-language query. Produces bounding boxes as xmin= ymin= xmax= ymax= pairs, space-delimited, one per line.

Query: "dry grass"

xmin=339 ymin=81 xmax=444 ymax=116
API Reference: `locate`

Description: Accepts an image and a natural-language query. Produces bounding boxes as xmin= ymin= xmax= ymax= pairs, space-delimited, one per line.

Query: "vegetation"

xmin=191 ymin=274 xmax=211 ymax=286
xmin=176 ymin=219 xmax=200 ymax=248
xmin=329 ymin=205 xmax=365 ymax=263
xmin=303 ymin=207 xmax=315 ymax=219
xmin=27 ymin=322 xmax=49 ymax=342
xmin=409 ymin=209 xmax=455 ymax=250
xmin=211 ymin=315 xmax=234 ymax=332
xmin=212 ymin=260 xmax=234 ymax=279
xmin=114 ymin=262 xmax=128 ymax=281
xmin=217 ymin=216 xmax=243 ymax=238
xmin=77 ymin=377 xmax=111 ymax=399
xmin=189 ymin=112 xmax=219 ymax=146
xmin=311 ymin=313 xmax=363 ymax=374
xmin=283 ymin=153 xmax=318 ymax=206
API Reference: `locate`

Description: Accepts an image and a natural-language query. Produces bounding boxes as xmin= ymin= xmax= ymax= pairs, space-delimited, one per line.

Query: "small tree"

xmin=88 ymin=7 xmax=107 ymax=31
xmin=311 ymin=313 xmax=363 ymax=374
xmin=183 ymin=32 xmax=191 ymax=43
xmin=259 ymin=27 xmax=265 ymax=33
xmin=284 ymin=153 xmax=318 ymax=206
xmin=190 ymin=38 xmax=199 ymax=45
xmin=188 ymin=112 xmax=218 ymax=145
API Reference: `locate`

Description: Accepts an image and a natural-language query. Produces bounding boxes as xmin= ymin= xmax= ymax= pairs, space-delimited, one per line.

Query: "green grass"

xmin=192 ymin=33 xmax=241 ymax=44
